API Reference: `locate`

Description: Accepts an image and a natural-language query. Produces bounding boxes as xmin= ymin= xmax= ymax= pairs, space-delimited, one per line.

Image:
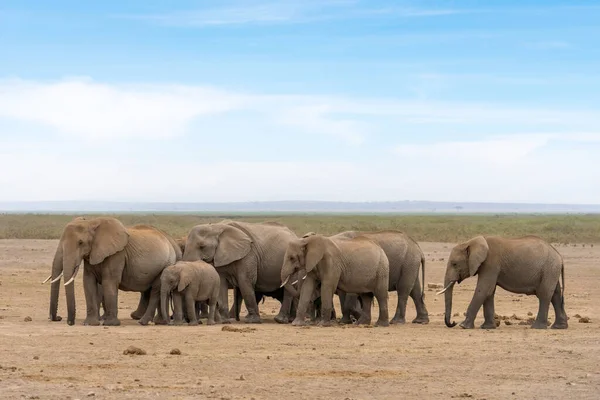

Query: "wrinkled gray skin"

xmin=281 ymin=234 xmax=390 ymax=327
xmin=183 ymin=221 xmax=298 ymax=324
xmin=160 ymin=261 xmax=221 ymax=326
xmin=46 ymin=217 xmax=181 ymax=326
xmin=331 ymin=230 xmax=429 ymax=325
xmin=442 ymin=235 xmax=567 ymax=330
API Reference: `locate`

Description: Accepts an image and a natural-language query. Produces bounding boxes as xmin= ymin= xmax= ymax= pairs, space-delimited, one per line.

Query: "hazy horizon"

xmin=2 ymin=199 xmax=600 ymax=214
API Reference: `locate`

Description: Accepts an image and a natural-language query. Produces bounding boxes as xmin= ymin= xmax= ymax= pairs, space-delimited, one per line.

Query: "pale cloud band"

xmin=0 ymin=78 xmax=599 ymax=203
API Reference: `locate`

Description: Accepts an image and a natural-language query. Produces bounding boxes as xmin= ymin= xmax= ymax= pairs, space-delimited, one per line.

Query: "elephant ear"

xmin=466 ymin=236 xmax=489 ymax=276
xmin=89 ymin=218 xmax=129 ymax=265
xmin=304 ymin=236 xmax=325 ymax=273
xmin=214 ymin=225 xmax=252 ymax=267
xmin=177 ymin=267 xmax=192 ymax=292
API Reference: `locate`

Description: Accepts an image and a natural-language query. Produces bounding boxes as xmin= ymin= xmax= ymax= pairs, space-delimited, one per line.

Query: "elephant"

xmin=183 ymin=220 xmax=299 ymax=324
xmin=281 ymin=233 xmax=390 ymax=327
xmin=438 ymin=235 xmax=567 ymax=330
xmin=330 ymin=230 xmax=429 ymax=324
xmin=45 ymin=216 xmax=181 ymax=326
xmin=160 ymin=261 xmax=221 ymax=326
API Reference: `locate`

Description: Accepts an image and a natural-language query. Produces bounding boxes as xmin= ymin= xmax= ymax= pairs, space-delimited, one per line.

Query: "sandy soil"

xmin=0 ymin=239 xmax=598 ymax=400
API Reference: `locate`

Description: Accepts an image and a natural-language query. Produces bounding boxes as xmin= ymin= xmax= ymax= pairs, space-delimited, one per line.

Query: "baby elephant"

xmin=160 ymin=261 xmax=221 ymax=326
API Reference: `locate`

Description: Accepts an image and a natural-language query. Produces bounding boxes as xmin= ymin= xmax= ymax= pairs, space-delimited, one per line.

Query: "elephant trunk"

xmin=280 ymin=260 xmax=295 ymax=289
xmin=65 ymin=280 xmax=76 ymax=325
xmin=62 ymin=250 xmax=82 ymax=326
xmin=443 ymin=275 xmax=457 ymax=328
xmin=161 ymin=287 xmax=171 ymax=324
xmin=48 ymin=245 xmax=63 ymax=321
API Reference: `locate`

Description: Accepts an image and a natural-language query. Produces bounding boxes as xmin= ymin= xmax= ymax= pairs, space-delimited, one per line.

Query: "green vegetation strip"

xmin=1 ymin=214 xmax=599 ymax=244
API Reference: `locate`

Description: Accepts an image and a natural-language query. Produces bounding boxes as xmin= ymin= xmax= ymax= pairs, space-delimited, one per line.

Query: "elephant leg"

xmin=532 ymin=282 xmax=554 ymax=329
xmin=317 ymin=282 xmax=337 ymax=327
xmin=409 ymin=280 xmax=430 ymax=324
xmin=229 ymin=287 xmax=243 ymax=320
xmin=480 ymin=290 xmax=497 ymax=329
xmin=390 ymin=283 xmax=411 ymax=325
xmin=130 ymin=290 xmax=150 ymax=320
xmin=185 ymin=292 xmax=200 ymax=326
xmin=237 ymin=278 xmax=261 ymax=324
xmin=207 ymin=297 xmax=218 ymax=325
xmin=172 ymin=292 xmax=185 ymax=325
xmin=292 ymin=277 xmax=316 ymax=326
xmin=338 ymin=292 xmax=354 ymax=324
xmin=217 ymin=273 xmax=232 ymax=323
xmin=139 ymin=279 xmax=161 ymax=326
xmin=214 ymin=303 xmax=223 ymax=324
xmin=356 ymin=294 xmax=373 ymax=325
xmin=374 ymin=285 xmax=390 ymax=327
xmin=100 ymin=281 xmax=121 ymax=326
xmin=460 ymin=278 xmax=495 ymax=329
xmin=83 ymin=267 xmax=100 ymax=326
xmin=550 ymin=283 xmax=568 ymax=329
xmin=275 ymin=290 xmax=293 ymax=324
xmin=290 ymin=296 xmax=298 ymax=322
xmin=153 ymin=296 xmax=168 ymax=325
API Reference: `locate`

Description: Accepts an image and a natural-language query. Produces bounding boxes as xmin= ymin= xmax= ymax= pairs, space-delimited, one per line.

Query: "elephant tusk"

xmin=291 ymin=280 xmax=298 ymax=285
xmin=42 ymin=274 xmax=53 ymax=284
xmin=64 ymin=265 xmax=81 ymax=286
xmin=436 ymin=281 xmax=455 ymax=296
xmin=280 ymin=276 xmax=290 ymax=288
xmin=50 ymin=272 xmax=63 ymax=284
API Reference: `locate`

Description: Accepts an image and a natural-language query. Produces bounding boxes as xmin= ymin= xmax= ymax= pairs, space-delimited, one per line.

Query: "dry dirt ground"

xmin=0 ymin=239 xmax=599 ymax=400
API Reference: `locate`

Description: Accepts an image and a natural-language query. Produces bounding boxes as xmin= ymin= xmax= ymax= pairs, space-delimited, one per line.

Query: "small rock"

xmin=504 ymin=320 xmax=513 ymax=326
xmin=527 ymin=312 xmax=533 ymax=316
xmin=33 ymin=356 xmax=39 ymax=360
xmin=170 ymin=348 xmax=182 ymax=355
xmin=237 ymin=374 xmax=246 ymax=381
xmin=427 ymin=283 xmax=443 ymax=289
xmin=87 ymin=392 xmax=95 ymax=397
xmin=221 ymin=326 xmax=256 ymax=333
xmin=24 ymin=316 xmax=32 ymax=322
xmin=579 ymin=317 xmax=591 ymax=323
xmin=453 ymin=313 xmax=460 ymax=317
xmin=123 ymin=346 xmax=146 ymax=356
xmin=574 ymin=314 xmax=582 ymax=318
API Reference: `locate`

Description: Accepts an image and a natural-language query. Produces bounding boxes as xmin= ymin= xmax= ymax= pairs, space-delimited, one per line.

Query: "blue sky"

xmin=1 ymin=0 xmax=599 ymax=203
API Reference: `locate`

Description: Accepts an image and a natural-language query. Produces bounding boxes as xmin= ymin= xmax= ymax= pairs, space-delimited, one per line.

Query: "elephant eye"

xmin=77 ymin=240 xmax=83 ymax=246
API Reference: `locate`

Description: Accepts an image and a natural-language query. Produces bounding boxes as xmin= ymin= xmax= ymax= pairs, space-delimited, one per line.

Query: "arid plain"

xmin=0 ymin=234 xmax=599 ymax=399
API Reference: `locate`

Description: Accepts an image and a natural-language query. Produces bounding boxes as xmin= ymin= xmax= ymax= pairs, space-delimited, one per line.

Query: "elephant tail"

xmin=420 ymin=253 xmax=426 ymax=301
xmin=560 ymin=260 xmax=565 ymax=307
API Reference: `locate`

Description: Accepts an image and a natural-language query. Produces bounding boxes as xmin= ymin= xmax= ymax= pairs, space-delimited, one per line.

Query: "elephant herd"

xmin=44 ymin=217 xmax=569 ymax=330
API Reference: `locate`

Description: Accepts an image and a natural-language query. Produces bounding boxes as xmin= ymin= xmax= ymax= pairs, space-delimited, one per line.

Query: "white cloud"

xmin=0 ymin=78 xmax=244 ymax=140
xmin=393 ymin=135 xmax=553 ymax=165
xmin=119 ymin=1 xmax=477 ymax=27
